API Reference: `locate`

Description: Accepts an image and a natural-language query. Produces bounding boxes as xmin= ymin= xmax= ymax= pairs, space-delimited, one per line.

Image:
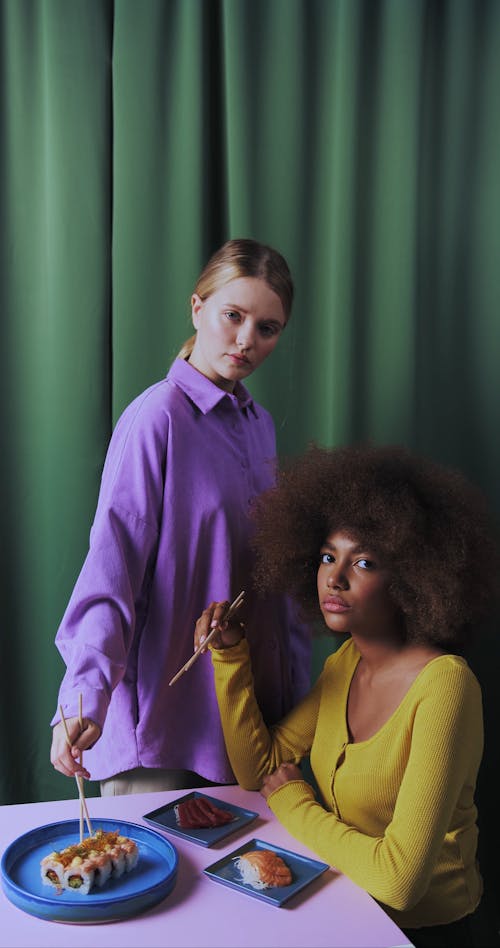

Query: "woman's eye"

xmin=259 ymin=323 xmax=280 ymax=338
xmin=320 ymin=552 xmax=334 ymax=564
xmin=224 ymin=310 xmax=241 ymax=321
xmin=357 ymin=558 xmax=374 ymax=570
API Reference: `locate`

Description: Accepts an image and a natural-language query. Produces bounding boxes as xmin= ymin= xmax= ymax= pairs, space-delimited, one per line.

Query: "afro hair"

xmin=251 ymin=444 xmax=500 ymax=648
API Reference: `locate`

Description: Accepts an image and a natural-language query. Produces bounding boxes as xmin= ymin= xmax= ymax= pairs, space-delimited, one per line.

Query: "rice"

xmin=40 ymin=852 xmax=65 ymax=888
xmin=63 ymin=856 xmax=95 ymax=895
xmin=233 ymin=855 xmax=270 ymax=890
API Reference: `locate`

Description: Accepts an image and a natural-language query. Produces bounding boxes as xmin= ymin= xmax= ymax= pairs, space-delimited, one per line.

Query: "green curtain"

xmin=1 ymin=0 xmax=500 ymax=918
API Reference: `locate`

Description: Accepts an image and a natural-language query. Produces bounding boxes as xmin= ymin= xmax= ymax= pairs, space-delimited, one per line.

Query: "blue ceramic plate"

xmin=1 ymin=818 xmax=178 ymax=924
xmin=143 ymin=792 xmax=258 ymax=848
xmin=204 ymin=837 xmax=330 ymax=907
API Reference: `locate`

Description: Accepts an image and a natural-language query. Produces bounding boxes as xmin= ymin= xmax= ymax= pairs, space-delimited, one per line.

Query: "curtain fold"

xmin=1 ymin=0 xmax=113 ymax=803
xmin=1 ymin=6 xmax=499 ymax=916
xmin=112 ymin=0 xmax=230 ymax=419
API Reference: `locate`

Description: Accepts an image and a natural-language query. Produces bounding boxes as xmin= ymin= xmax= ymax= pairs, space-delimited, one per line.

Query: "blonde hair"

xmin=177 ymin=238 xmax=294 ymax=360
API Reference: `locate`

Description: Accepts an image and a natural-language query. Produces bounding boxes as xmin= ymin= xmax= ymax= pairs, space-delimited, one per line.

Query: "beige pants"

xmin=100 ymin=767 xmax=225 ymax=797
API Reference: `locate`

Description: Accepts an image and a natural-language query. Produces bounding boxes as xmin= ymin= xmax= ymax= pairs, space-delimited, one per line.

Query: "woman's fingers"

xmin=73 ymin=719 xmax=101 ymax=753
xmin=193 ymin=599 xmax=246 ymax=651
xmin=50 ymin=717 xmax=100 ymax=779
xmin=217 ymin=616 xmax=245 ymax=649
xmin=260 ymin=762 xmax=302 ymax=799
xmin=194 ymin=601 xmax=229 ymax=651
xmin=50 ymin=719 xmax=84 ymax=776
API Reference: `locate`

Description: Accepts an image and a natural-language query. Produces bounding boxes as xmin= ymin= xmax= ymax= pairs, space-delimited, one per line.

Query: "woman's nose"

xmin=236 ymin=323 xmax=255 ymax=350
xmin=327 ymin=566 xmax=348 ymax=590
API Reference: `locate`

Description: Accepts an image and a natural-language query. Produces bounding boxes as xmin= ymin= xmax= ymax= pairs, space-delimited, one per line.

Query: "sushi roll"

xmin=106 ymin=842 xmax=126 ymax=877
xmin=118 ymin=836 xmax=139 ymax=871
xmin=87 ymin=850 xmax=113 ymax=887
xmin=40 ymin=852 xmax=65 ymax=889
xmin=39 ymin=827 xmax=139 ymax=894
xmin=63 ymin=856 xmax=95 ymax=894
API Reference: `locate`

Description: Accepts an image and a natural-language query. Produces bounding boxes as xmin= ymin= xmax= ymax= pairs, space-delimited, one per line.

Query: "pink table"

xmin=0 ymin=786 xmax=412 ymax=947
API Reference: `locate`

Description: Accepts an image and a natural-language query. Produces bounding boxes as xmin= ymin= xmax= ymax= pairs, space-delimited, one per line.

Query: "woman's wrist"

xmin=211 ymin=622 xmax=246 ymax=649
xmin=209 ymin=635 xmax=249 ymax=660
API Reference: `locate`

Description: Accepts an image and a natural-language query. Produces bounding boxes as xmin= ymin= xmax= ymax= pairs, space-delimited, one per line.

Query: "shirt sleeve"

xmin=52 ymin=397 xmax=167 ymax=729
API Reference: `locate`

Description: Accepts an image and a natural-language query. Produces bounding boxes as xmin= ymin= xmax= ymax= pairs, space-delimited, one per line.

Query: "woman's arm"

xmin=51 ymin=397 xmax=167 ymax=773
xmin=209 ymin=636 xmax=323 ymax=789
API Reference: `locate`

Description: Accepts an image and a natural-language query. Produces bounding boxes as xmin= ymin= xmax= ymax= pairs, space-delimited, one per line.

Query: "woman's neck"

xmin=350 ymin=632 xmax=447 ymax=674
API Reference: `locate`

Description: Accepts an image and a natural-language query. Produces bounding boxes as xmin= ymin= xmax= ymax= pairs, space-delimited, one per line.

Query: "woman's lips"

xmin=322 ymin=596 xmax=350 ymax=613
xmin=228 ymin=353 xmax=250 ymax=366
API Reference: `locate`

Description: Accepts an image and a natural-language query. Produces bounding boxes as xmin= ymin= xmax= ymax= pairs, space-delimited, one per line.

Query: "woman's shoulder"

xmin=323 ymin=636 xmax=358 ymax=671
xmin=115 ymin=376 xmax=187 ymax=433
xmin=420 ymin=652 xmax=478 ymax=678
xmin=100 ymin=381 xmax=181 ymax=476
xmin=417 ymin=652 xmax=482 ymax=699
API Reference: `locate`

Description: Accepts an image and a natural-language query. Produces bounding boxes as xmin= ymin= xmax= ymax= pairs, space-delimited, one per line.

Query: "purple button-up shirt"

xmin=53 ymin=359 xmax=311 ymax=782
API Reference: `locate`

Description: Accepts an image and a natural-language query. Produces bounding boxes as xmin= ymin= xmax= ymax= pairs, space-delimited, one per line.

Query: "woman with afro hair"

xmin=195 ymin=443 xmax=500 ymax=948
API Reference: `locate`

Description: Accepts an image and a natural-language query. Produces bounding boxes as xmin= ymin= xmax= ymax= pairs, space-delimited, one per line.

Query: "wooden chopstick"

xmin=59 ymin=704 xmax=93 ymax=837
xmin=78 ymin=694 xmax=84 ymax=843
xmin=168 ymin=591 xmax=245 ymax=687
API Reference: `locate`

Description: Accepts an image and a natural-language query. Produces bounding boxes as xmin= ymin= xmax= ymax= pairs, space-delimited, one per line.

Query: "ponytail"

xmin=177 ymin=333 xmax=196 ymax=360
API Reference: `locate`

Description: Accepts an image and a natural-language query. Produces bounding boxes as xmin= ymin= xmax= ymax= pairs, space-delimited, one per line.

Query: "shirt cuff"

xmin=266 ymin=778 xmax=317 ymax=818
xmin=209 ymin=638 xmax=250 ymax=663
xmin=50 ymin=690 xmax=109 ymax=731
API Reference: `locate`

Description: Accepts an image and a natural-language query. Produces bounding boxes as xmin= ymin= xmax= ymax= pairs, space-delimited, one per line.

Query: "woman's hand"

xmin=194 ymin=600 xmax=245 ymax=652
xmin=260 ymin=762 xmax=303 ymax=800
xmin=50 ymin=717 xmax=101 ymax=779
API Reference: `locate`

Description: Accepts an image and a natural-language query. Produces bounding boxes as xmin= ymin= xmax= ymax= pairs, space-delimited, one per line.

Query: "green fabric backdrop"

xmin=1 ymin=0 xmax=499 ymax=920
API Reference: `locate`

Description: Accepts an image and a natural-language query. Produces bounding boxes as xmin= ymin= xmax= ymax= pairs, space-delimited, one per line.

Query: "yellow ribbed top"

xmin=211 ymin=637 xmax=483 ymax=929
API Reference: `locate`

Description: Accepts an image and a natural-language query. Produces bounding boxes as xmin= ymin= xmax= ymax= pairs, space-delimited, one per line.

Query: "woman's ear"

xmin=191 ymin=293 xmax=203 ymax=329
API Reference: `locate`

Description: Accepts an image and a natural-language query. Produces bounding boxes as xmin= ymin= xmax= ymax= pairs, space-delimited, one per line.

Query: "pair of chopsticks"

xmin=168 ymin=590 xmax=245 ymax=687
xmin=59 ymin=694 xmax=93 ymax=842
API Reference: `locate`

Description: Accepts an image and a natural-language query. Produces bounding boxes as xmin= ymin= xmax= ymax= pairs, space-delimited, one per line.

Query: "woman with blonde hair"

xmin=50 ymin=238 xmax=311 ymax=795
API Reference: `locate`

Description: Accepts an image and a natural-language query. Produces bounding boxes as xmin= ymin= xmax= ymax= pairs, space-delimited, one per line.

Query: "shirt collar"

xmin=167 ymin=358 xmax=258 ymax=416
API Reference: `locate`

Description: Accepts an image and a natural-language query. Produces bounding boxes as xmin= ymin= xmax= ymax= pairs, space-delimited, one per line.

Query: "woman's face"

xmin=317 ymin=530 xmax=399 ymax=639
xmin=188 ymin=276 xmax=286 ymax=392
